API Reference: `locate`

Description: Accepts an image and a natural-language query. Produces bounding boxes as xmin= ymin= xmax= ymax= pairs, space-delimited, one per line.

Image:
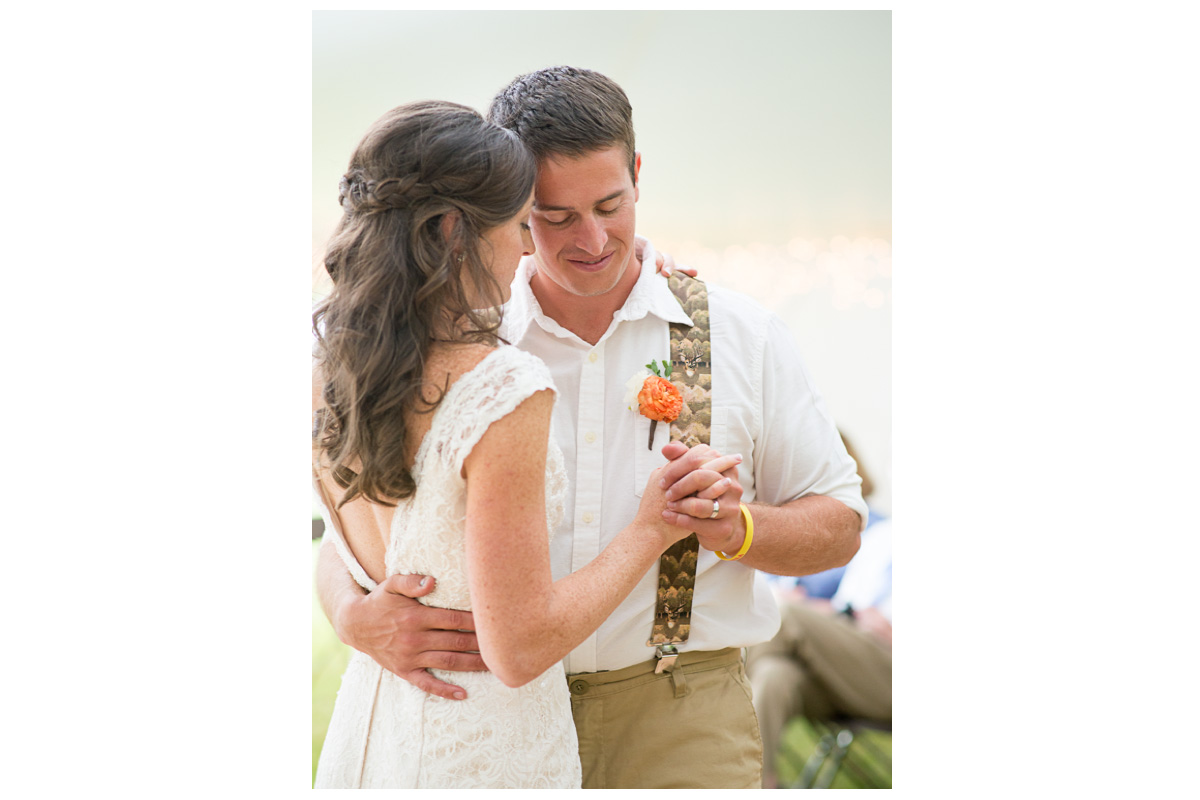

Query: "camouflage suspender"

xmin=648 ymin=273 xmax=712 ymax=673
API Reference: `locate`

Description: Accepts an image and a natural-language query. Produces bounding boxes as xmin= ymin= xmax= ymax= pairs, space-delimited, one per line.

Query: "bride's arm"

xmin=462 ymin=388 xmax=688 ymax=689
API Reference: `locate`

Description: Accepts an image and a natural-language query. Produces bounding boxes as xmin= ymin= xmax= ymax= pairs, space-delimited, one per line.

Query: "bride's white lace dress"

xmin=313 ymin=347 xmax=581 ymax=789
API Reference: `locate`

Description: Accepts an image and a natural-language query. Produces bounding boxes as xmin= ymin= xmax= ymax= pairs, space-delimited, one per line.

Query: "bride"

xmin=311 ymin=101 xmax=698 ymax=788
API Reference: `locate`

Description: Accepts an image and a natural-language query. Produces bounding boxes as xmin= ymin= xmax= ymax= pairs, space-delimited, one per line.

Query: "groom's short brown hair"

xmin=486 ymin=65 xmax=637 ymax=182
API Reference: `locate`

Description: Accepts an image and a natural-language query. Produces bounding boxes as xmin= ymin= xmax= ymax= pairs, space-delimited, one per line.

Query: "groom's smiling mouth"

xmin=566 ymin=251 xmax=615 ymax=273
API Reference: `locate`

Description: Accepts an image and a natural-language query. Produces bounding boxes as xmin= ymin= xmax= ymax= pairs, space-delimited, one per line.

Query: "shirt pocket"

xmin=632 ymin=416 xmax=670 ymax=498
xmin=632 ymin=406 xmax=729 ymax=498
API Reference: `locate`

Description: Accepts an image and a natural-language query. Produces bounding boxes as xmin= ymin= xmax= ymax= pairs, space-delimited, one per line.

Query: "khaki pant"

xmin=567 ymin=647 xmax=762 ymax=789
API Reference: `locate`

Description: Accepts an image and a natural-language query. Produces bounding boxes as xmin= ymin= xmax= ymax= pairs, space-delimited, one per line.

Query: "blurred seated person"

xmin=746 ymin=433 xmax=891 ymax=788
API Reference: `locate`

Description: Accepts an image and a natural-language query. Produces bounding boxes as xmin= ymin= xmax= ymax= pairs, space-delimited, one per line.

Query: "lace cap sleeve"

xmin=434 ymin=347 xmax=557 ymax=476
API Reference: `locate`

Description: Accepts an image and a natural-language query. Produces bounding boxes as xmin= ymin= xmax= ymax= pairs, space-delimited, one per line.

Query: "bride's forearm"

xmin=463 ymin=394 xmax=679 ymax=687
xmin=474 ymin=521 xmax=667 ymax=688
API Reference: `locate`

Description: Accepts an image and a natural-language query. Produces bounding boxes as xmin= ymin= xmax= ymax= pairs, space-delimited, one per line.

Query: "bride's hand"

xmin=636 ymin=467 xmax=693 ymax=550
xmin=634 ymin=235 xmax=698 ymax=278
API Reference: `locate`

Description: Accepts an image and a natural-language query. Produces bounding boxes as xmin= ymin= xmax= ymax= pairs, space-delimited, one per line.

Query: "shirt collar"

xmin=500 ymin=238 xmax=693 ymax=343
xmin=614 ymin=240 xmax=695 ymax=328
xmin=499 ymin=257 xmax=558 ymax=343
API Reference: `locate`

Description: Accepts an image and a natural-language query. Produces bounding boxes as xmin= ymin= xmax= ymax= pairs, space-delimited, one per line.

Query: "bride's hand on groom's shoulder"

xmin=635 ymin=235 xmax=698 ymax=279
xmin=338 ymin=573 xmax=488 ymax=701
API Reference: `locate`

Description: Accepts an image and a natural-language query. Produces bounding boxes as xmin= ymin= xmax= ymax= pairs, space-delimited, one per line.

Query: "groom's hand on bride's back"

xmin=337 ymin=573 xmax=488 ymax=701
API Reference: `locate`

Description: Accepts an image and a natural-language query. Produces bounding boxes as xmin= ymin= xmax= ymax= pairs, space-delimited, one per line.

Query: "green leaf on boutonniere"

xmin=645 ymin=359 xmax=672 ymax=379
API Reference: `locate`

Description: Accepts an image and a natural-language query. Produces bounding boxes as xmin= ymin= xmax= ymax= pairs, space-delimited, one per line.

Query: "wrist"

xmin=722 ymin=517 xmax=746 ymax=553
xmin=332 ymin=589 xmax=367 ymax=647
xmin=716 ymin=503 xmax=755 ymax=562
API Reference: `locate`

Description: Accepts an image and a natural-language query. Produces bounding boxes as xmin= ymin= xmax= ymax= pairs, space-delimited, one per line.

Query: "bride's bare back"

xmin=311 ymin=341 xmax=499 ymax=585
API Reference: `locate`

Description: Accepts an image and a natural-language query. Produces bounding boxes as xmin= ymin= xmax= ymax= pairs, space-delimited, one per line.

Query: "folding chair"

xmin=783 ymin=717 xmax=892 ymax=789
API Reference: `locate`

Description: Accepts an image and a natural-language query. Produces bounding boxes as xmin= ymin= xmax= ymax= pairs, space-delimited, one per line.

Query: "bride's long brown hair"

xmin=313 ymin=101 xmax=536 ymax=507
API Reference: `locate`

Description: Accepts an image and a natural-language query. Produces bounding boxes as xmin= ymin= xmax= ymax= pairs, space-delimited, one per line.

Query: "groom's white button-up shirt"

xmin=500 ymin=244 xmax=867 ymax=675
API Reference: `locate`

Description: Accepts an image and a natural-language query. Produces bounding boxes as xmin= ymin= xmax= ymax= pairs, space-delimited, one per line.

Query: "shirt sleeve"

xmin=752 ymin=313 xmax=869 ymax=530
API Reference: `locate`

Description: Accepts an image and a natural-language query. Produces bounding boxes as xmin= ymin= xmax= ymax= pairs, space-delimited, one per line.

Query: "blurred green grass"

xmin=311 ymin=539 xmax=890 ymax=788
xmin=775 ymin=718 xmax=892 ymax=789
xmin=312 ymin=541 xmax=352 ymax=785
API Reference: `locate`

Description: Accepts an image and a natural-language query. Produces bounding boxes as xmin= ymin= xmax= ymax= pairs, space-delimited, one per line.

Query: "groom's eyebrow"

xmin=534 ymin=190 xmax=624 ymax=212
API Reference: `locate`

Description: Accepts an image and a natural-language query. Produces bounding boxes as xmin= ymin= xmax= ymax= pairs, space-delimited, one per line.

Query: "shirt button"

xmin=570 ymin=680 xmax=589 ymax=695
xmin=585 ymin=431 xmax=596 ymax=443
xmin=582 ymin=512 xmax=594 ymax=524
xmin=588 ymin=351 xmax=599 ymax=363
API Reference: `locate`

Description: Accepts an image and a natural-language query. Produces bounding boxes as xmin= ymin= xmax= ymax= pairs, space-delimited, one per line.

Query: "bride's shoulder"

xmin=430 ymin=341 xmax=497 ymax=380
xmin=482 ymin=346 xmax=555 ymax=395
xmin=432 ymin=345 xmax=555 ymax=473
xmin=434 ymin=343 xmax=550 ymax=388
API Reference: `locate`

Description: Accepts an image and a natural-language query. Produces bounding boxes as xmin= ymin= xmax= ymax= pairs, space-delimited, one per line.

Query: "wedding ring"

xmin=708 ymin=499 xmax=720 ymax=519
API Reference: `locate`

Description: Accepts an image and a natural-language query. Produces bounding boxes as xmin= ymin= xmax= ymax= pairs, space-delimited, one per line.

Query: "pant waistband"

xmin=566 ymin=647 xmax=742 ymax=688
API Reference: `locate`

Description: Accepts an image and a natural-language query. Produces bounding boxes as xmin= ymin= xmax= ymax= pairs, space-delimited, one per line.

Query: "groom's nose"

xmin=574 ymin=214 xmax=607 ymax=255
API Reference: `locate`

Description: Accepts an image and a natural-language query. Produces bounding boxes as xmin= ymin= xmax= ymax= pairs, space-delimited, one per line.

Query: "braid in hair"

xmin=313 ymin=100 xmax=536 ymax=507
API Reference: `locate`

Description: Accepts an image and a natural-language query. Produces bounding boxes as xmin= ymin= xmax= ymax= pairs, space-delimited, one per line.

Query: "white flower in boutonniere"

xmin=624 ymin=368 xmax=652 ymax=410
xmin=626 ymin=359 xmax=683 ymax=450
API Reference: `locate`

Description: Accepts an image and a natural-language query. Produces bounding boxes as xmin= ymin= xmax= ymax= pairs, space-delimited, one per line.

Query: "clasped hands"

xmin=658 ymin=441 xmax=748 ymax=556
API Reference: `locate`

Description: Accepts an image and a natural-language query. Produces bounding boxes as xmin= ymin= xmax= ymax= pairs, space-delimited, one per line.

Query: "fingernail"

xmin=418 ymin=576 xmax=429 ymax=588
xmin=667 ymin=501 xmax=678 ymax=510
xmin=453 ymin=691 xmax=465 ymax=700
xmin=734 ymin=454 xmax=743 ymax=462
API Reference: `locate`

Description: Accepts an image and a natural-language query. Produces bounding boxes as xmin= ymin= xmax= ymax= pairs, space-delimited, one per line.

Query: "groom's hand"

xmin=336 ymin=573 xmax=487 ymax=701
xmin=658 ymin=442 xmax=748 ymax=555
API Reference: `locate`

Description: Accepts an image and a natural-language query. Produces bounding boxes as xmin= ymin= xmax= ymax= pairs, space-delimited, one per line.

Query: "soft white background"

xmin=4 ymin=2 xmax=1196 ymax=795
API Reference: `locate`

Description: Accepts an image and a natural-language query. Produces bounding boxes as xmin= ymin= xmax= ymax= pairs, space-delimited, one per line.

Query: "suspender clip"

xmin=654 ymin=643 xmax=680 ymax=674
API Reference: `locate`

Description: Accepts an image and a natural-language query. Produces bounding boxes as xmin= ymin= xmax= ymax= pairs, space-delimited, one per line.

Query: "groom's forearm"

xmin=316 ymin=537 xmax=367 ymax=642
xmin=658 ymin=444 xmax=861 ymax=575
xmin=734 ymin=495 xmax=861 ymax=576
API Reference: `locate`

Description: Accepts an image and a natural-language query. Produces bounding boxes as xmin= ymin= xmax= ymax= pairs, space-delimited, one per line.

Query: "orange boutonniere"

xmin=625 ymin=359 xmax=683 ymax=449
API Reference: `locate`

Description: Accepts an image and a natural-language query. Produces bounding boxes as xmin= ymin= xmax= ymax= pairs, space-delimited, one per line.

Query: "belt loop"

xmin=669 ymin=665 xmax=689 ymax=698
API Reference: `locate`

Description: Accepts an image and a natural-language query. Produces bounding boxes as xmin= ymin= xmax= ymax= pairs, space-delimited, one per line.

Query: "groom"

xmin=316 ymin=66 xmax=866 ymax=789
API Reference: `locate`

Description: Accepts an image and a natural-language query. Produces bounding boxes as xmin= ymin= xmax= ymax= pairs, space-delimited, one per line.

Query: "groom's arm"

xmin=677 ymin=491 xmax=861 ymax=576
xmin=660 ymin=447 xmax=861 ymax=575
xmin=656 ymin=312 xmax=865 ymax=576
xmin=317 ymin=539 xmax=488 ymax=700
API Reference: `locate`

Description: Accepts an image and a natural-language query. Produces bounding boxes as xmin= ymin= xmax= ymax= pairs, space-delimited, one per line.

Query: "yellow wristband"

xmin=716 ymin=503 xmax=754 ymax=561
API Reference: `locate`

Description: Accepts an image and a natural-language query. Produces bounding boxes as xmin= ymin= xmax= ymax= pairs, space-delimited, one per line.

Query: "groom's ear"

xmin=632 ymin=152 xmax=641 ymax=202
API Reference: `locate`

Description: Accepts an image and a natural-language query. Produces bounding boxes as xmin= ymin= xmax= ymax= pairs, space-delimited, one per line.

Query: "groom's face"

xmin=528 ymin=146 xmax=641 ymax=299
